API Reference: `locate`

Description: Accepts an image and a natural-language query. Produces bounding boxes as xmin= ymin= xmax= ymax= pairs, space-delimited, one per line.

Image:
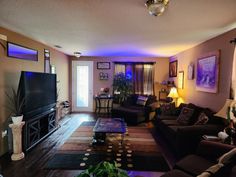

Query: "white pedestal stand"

xmin=9 ymin=122 xmax=25 ymax=161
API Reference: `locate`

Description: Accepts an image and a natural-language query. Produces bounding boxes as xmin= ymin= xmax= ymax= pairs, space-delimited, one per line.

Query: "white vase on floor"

xmin=11 ymin=115 xmax=23 ymax=125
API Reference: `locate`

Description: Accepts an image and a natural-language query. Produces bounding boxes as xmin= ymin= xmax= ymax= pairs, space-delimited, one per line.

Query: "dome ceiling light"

xmin=145 ymin=0 xmax=169 ymax=16
xmin=74 ymin=52 xmax=81 ymax=58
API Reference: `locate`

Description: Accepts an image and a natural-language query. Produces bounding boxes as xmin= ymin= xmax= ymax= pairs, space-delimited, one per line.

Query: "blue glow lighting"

xmin=25 ymin=72 xmax=34 ymax=78
xmin=126 ymin=72 xmax=132 ymax=79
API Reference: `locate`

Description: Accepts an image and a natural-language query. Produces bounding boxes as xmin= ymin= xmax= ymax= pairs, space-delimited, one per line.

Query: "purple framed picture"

xmin=7 ymin=42 xmax=38 ymax=61
xmin=196 ymin=51 xmax=220 ymax=93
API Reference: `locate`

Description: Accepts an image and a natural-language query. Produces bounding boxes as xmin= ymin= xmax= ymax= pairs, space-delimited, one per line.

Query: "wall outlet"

xmin=1 ymin=130 xmax=7 ymax=138
xmin=0 ymin=34 xmax=7 ymax=41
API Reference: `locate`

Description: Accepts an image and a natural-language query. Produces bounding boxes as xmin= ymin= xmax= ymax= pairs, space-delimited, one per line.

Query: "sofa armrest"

xmin=174 ymin=124 xmax=224 ymax=158
xmin=196 ymin=140 xmax=235 ymax=161
xmin=177 ymin=124 xmax=223 ymax=135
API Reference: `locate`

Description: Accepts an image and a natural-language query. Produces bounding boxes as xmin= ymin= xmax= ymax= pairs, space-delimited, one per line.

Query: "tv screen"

xmin=19 ymin=71 xmax=57 ymax=117
xmin=7 ymin=42 xmax=38 ymax=61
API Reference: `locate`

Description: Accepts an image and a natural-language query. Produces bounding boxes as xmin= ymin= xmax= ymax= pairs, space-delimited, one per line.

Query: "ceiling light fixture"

xmin=54 ymin=45 xmax=62 ymax=48
xmin=74 ymin=52 xmax=81 ymax=58
xmin=145 ymin=0 xmax=169 ymax=16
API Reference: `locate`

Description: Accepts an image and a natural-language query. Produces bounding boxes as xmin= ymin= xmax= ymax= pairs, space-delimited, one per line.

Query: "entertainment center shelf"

xmin=18 ymin=71 xmax=58 ymax=152
xmin=23 ymin=108 xmax=57 ymax=152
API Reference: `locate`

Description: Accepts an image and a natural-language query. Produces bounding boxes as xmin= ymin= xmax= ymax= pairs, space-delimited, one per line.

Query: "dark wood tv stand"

xmin=23 ymin=108 xmax=57 ymax=152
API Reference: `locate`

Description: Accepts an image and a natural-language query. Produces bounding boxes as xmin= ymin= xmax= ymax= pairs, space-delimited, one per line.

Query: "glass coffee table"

xmin=92 ymin=118 xmax=126 ymax=145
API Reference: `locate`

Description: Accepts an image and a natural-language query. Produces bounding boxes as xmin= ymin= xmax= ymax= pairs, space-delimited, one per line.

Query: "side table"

xmin=94 ymin=95 xmax=113 ymax=116
xmin=9 ymin=122 xmax=25 ymax=161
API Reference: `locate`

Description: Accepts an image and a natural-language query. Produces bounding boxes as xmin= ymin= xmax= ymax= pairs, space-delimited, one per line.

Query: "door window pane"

xmin=77 ymin=66 xmax=89 ymax=107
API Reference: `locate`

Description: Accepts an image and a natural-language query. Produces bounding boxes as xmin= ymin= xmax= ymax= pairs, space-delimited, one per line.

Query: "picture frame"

xmin=178 ymin=71 xmax=184 ymax=89
xmin=97 ymin=62 xmax=110 ymax=70
xmin=44 ymin=49 xmax=50 ymax=73
xmin=99 ymin=72 xmax=109 ymax=80
xmin=196 ymin=51 xmax=220 ymax=93
xmin=188 ymin=64 xmax=194 ymax=80
xmin=169 ymin=60 xmax=178 ymax=77
xmin=7 ymin=42 xmax=38 ymax=61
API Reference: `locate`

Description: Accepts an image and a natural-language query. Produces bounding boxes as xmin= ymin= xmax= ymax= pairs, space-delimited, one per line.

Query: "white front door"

xmin=72 ymin=61 xmax=93 ymax=112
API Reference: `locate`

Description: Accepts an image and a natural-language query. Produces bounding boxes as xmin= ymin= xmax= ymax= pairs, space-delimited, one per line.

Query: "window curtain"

xmin=143 ymin=64 xmax=154 ymax=95
xmin=114 ymin=63 xmax=154 ymax=95
xmin=134 ymin=64 xmax=144 ymax=94
xmin=231 ymin=45 xmax=236 ymax=100
xmin=114 ymin=64 xmax=125 ymax=74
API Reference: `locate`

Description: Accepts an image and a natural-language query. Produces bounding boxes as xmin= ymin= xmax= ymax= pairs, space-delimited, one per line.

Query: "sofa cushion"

xmin=177 ymin=107 xmax=194 ymax=125
xmin=159 ymin=115 xmax=178 ymax=120
xmin=187 ymin=103 xmax=204 ymax=124
xmin=160 ymin=102 xmax=176 ymax=116
xmin=175 ymin=103 xmax=188 ymax=115
xmin=113 ymin=106 xmax=144 ymax=115
xmin=174 ymin=154 xmax=215 ymax=176
xmin=162 ymin=119 xmax=180 ymax=126
xmin=146 ymin=95 xmax=157 ymax=106
xmin=136 ymin=95 xmax=148 ymax=106
xmin=161 ymin=169 xmax=192 ymax=177
xmin=195 ymin=112 xmax=209 ymax=125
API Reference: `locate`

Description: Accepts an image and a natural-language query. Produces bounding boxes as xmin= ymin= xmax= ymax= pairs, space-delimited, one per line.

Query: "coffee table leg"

xmin=93 ymin=132 xmax=106 ymax=145
xmin=121 ymin=133 xmax=124 ymax=145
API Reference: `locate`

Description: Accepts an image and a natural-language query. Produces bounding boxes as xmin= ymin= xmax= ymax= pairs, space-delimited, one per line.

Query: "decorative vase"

xmin=11 ymin=115 xmax=23 ymax=125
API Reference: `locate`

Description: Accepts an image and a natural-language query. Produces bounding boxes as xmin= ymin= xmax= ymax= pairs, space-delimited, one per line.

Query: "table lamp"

xmin=214 ymin=99 xmax=236 ymax=124
xmin=167 ymin=87 xmax=179 ymax=106
xmin=215 ymin=99 xmax=236 ymax=144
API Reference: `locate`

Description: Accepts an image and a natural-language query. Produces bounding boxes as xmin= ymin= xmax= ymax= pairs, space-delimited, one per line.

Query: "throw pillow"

xmin=160 ymin=102 xmax=176 ymax=116
xmin=177 ymin=107 xmax=194 ymax=125
xmin=195 ymin=112 xmax=209 ymax=125
xmin=136 ymin=96 xmax=148 ymax=106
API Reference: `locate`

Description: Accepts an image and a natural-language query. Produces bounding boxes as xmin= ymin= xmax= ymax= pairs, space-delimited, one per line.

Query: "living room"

xmin=0 ymin=1 xmax=236 ymax=177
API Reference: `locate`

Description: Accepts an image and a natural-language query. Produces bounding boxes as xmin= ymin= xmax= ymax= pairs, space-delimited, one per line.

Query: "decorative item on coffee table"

xmin=77 ymin=161 xmax=129 ymax=177
xmin=92 ymin=118 xmax=126 ymax=145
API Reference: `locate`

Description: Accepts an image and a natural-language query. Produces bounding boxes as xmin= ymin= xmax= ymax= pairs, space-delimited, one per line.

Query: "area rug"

xmin=45 ymin=121 xmax=170 ymax=172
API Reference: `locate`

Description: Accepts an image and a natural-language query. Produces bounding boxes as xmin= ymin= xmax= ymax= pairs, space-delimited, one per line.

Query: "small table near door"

xmin=94 ymin=95 xmax=113 ymax=116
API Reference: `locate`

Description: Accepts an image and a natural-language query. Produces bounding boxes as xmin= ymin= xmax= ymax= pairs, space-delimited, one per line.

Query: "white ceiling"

xmin=0 ymin=0 xmax=236 ymax=57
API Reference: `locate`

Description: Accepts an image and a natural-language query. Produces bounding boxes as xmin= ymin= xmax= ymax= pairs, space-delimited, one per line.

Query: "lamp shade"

xmin=214 ymin=99 xmax=236 ymax=120
xmin=167 ymin=87 xmax=179 ymax=98
xmin=230 ymin=101 xmax=236 ymax=123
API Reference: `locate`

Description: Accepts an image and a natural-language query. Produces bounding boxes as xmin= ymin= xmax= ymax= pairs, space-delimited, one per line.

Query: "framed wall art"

xmin=44 ymin=49 xmax=50 ymax=73
xmin=188 ymin=64 xmax=194 ymax=80
xmin=7 ymin=42 xmax=38 ymax=61
xmin=97 ymin=62 xmax=110 ymax=70
xmin=169 ymin=60 xmax=177 ymax=77
xmin=99 ymin=72 xmax=109 ymax=80
xmin=196 ymin=51 xmax=220 ymax=93
xmin=178 ymin=71 xmax=184 ymax=89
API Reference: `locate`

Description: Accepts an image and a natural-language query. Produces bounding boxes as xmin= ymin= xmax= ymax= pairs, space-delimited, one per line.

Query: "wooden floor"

xmin=0 ymin=113 xmax=175 ymax=177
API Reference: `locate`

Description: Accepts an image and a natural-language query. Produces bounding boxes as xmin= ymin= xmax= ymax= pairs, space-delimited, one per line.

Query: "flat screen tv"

xmin=18 ymin=71 xmax=57 ymax=119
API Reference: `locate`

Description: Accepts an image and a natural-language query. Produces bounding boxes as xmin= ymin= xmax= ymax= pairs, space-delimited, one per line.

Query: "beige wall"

xmin=69 ymin=56 xmax=169 ymax=109
xmin=0 ymin=27 xmax=69 ymax=156
xmin=170 ymin=29 xmax=236 ymax=111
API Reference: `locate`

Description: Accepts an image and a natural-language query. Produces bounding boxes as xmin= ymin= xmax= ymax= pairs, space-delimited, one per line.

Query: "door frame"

xmin=72 ymin=60 xmax=94 ymax=112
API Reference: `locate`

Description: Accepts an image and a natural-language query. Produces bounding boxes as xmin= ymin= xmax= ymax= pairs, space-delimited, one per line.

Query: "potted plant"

xmin=5 ymin=88 xmax=25 ymax=124
xmin=77 ymin=161 xmax=129 ymax=177
xmin=113 ymin=72 xmax=133 ymax=104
